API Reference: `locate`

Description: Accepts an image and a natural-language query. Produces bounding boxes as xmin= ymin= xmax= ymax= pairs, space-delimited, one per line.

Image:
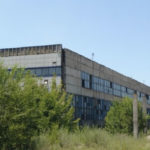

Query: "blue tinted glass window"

xmin=56 ymin=67 xmax=61 ymax=75
xmin=49 ymin=68 xmax=56 ymax=76
xmin=26 ymin=66 xmax=61 ymax=77
xmin=127 ymin=88 xmax=134 ymax=95
xmin=42 ymin=68 xmax=49 ymax=76
xmin=81 ymin=72 xmax=85 ymax=79
xmin=121 ymin=86 xmax=126 ymax=92
xmin=36 ymin=68 xmax=42 ymax=76
xmin=109 ymin=88 xmax=113 ymax=94
xmin=83 ymin=73 xmax=136 ymax=99
xmin=101 ymin=79 xmax=104 ymax=85
xmin=30 ymin=68 xmax=36 ymax=75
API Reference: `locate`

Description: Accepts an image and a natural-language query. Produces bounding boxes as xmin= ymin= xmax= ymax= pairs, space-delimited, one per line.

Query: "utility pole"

xmin=133 ymin=90 xmax=138 ymax=138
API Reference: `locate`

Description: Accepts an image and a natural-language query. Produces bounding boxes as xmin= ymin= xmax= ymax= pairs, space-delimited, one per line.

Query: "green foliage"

xmin=105 ymin=97 xmax=147 ymax=134
xmin=0 ymin=64 xmax=78 ymax=150
xmin=40 ymin=77 xmax=79 ymax=132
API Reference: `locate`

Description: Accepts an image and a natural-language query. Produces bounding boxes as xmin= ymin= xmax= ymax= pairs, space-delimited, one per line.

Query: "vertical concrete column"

xmin=133 ymin=90 xmax=138 ymax=138
xmin=142 ymin=94 xmax=147 ymax=114
xmin=143 ymin=95 xmax=147 ymax=133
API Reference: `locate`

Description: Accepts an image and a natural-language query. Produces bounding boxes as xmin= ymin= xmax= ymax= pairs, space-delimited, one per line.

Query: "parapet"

xmin=0 ymin=44 xmax=62 ymax=57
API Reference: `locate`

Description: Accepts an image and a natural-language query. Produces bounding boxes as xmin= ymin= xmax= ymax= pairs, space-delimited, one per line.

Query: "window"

xmin=127 ymin=88 xmax=134 ymax=95
xmin=110 ymin=82 xmax=113 ymax=88
xmin=146 ymin=95 xmax=150 ymax=105
xmin=42 ymin=68 xmax=49 ymax=76
xmin=126 ymin=88 xmax=134 ymax=98
xmin=137 ymin=91 xmax=142 ymax=101
xmin=49 ymin=68 xmax=56 ymax=76
xmin=147 ymin=108 xmax=150 ymax=115
xmin=112 ymin=83 xmax=121 ymax=97
xmin=105 ymin=80 xmax=110 ymax=87
xmin=36 ymin=68 xmax=42 ymax=76
xmin=91 ymin=76 xmax=106 ymax=92
xmin=56 ymin=67 xmax=61 ymax=75
xmin=121 ymin=86 xmax=126 ymax=92
xmin=29 ymin=68 xmax=36 ymax=75
xmin=81 ymin=72 xmax=90 ymax=88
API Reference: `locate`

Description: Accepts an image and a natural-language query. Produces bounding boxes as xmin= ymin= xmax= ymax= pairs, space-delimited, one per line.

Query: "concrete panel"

xmin=65 ymin=67 xmax=81 ymax=78
xmin=0 ymin=53 xmax=61 ymax=68
xmin=66 ymin=75 xmax=81 ymax=87
xmin=81 ymin=88 xmax=94 ymax=97
xmin=66 ymin=84 xmax=82 ymax=95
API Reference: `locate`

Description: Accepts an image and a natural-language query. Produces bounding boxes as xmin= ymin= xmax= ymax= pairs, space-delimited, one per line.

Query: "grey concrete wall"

xmin=64 ymin=48 xmax=150 ymax=102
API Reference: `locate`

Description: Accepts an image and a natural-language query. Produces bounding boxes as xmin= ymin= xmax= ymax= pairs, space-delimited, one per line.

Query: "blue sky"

xmin=0 ymin=0 xmax=150 ymax=86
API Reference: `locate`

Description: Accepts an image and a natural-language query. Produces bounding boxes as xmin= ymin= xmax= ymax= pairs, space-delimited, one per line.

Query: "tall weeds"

xmin=33 ymin=127 xmax=150 ymax=150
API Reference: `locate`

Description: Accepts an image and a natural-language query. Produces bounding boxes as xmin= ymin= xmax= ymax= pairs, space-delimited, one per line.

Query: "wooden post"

xmin=133 ymin=91 xmax=138 ymax=138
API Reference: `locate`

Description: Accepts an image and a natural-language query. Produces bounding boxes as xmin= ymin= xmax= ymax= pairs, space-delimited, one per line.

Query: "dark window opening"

xmin=110 ymin=82 xmax=113 ymax=88
xmin=82 ymin=80 xmax=85 ymax=87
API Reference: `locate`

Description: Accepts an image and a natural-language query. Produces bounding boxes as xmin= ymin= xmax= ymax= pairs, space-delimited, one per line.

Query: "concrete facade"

xmin=0 ymin=44 xmax=150 ymax=126
xmin=0 ymin=45 xmax=62 ymax=90
xmin=63 ymin=48 xmax=150 ymax=125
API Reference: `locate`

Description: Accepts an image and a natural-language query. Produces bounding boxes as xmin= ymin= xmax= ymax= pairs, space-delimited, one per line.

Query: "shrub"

xmin=105 ymin=97 xmax=147 ymax=134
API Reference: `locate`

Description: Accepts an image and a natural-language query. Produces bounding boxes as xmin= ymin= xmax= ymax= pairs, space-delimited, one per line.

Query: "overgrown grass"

xmin=32 ymin=127 xmax=150 ymax=150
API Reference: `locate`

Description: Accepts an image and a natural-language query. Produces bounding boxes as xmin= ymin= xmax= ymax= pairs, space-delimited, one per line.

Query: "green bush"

xmin=105 ymin=97 xmax=147 ymax=134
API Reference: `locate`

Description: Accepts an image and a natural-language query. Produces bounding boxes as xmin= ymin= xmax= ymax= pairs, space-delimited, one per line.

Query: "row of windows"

xmin=26 ymin=66 xmax=61 ymax=77
xmin=8 ymin=66 xmax=62 ymax=77
xmin=73 ymin=95 xmax=111 ymax=121
xmin=73 ymin=95 xmax=150 ymax=122
xmin=81 ymin=71 xmax=150 ymax=103
xmin=92 ymin=76 xmax=135 ymax=98
xmin=73 ymin=95 xmax=150 ymax=124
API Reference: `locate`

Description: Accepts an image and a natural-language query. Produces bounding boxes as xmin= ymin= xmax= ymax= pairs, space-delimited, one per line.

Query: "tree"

xmin=0 ymin=65 xmax=47 ymax=149
xmin=40 ymin=77 xmax=79 ymax=132
xmin=0 ymin=64 xmax=78 ymax=150
xmin=105 ymin=97 xmax=147 ymax=135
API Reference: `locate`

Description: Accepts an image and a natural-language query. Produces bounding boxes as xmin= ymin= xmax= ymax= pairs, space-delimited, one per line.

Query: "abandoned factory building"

xmin=0 ymin=44 xmax=150 ymax=125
